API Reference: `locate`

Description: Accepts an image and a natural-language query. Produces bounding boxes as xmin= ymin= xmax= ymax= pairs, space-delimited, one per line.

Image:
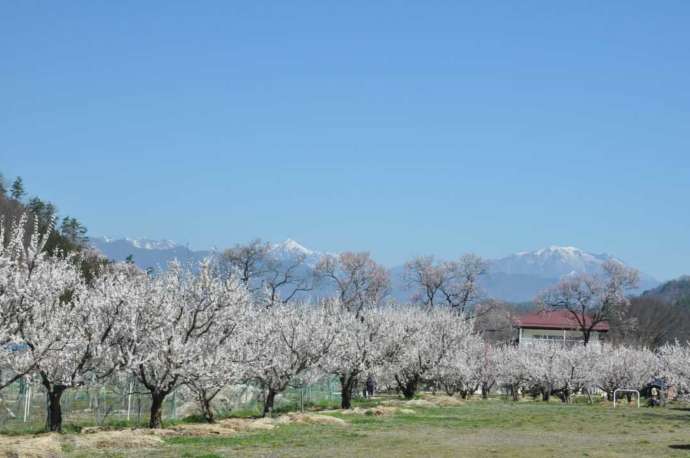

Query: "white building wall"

xmin=518 ymin=328 xmax=605 ymax=348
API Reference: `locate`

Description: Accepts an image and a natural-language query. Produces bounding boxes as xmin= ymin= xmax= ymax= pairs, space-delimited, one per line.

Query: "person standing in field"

xmin=650 ymin=386 xmax=659 ymax=406
xmin=366 ymin=375 xmax=376 ymax=398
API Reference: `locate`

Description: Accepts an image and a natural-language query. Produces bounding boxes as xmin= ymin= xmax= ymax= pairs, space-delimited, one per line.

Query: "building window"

xmin=531 ymin=335 xmax=562 ymax=341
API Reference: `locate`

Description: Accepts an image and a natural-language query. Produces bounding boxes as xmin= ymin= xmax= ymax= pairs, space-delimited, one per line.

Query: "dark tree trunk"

xmin=262 ymin=388 xmax=277 ymax=417
xmin=45 ymin=386 xmax=66 ymax=432
xmin=541 ymin=386 xmax=550 ymax=402
xmin=481 ymin=382 xmax=490 ymax=399
xmin=583 ymin=330 xmax=591 ymax=347
xmin=394 ymin=374 xmax=419 ymax=400
xmin=462 ymin=385 xmax=478 ymax=400
xmin=200 ymin=398 xmax=215 ymax=423
xmin=340 ymin=374 xmax=356 ymax=409
xmin=197 ymin=388 xmax=220 ymax=423
xmin=149 ymin=391 xmax=167 ymax=429
xmin=401 ymin=379 xmax=418 ymax=400
xmin=511 ymin=384 xmax=520 ymax=401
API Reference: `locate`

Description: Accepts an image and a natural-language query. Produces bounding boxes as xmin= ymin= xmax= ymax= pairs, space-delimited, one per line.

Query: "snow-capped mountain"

xmin=91 ymin=238 xmax=657 ymax=303
xmin=273 ymin=238 xmax=313 ymax=255
xmin=90 ymin=236 xmax=211 ymax=270
xmin=391 ymin=245 xmax=658 ymax=303
xmin=94 ymin=236 xmax=182 ymax=251
xmin=125 ymin=238 xmax=179 ymax=251
xmin=90 ymin=237 xmax=325 ymax=272
xmin=483 ymin=246 xmax=658 ymax=301
xmin=491 ymin=246 xmax=623 ymax=278
xmin=269 ymin=239 xmax=323 ymax=267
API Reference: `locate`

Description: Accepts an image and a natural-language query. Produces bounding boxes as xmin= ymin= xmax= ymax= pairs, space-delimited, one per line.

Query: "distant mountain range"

xmin=90 ymin=237 xmax=660 ymax=303
xmin=90 ymin=237 xmax=212 ymax=270
xmin=484 ymin=246 xmax=659 ymax=302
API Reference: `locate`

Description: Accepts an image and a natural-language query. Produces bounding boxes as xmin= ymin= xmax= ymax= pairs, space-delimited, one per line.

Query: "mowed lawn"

xmin=61 ymin=398 xmax=690 ymax=458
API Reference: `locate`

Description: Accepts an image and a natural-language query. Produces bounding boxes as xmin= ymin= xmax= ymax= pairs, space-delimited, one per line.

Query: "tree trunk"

xmin=196 ymin=388 xmax=220 ymax=423
xmin=149 ymin=391 xmax=167 ymax=429
xmin=262 ymin=388 xmax=277 ymax=417
xmin=401 ymin=379 xmax=418 ymax=400
xmin=481 ymin=382 xmax=490 ymax=399
xmin=511 ymin=384 xmax=520 ymax=401
xmin=340 ymin=375 xmax=356 ymax=409
xmin=200 ymin=398 xmax=215 ymax=423
xmin=541 ymin=386 xmax=550 ymax=402
xmin=45 ymin=386 xmax=66 ymax=432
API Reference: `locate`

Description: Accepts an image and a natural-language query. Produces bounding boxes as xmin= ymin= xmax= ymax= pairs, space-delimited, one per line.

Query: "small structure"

xmin=645 ymin=377 xmax=673 ymax=405
xmin=513 ymin=310 xmax=608 ymax=348
xmin=613 ymin=389 xmax=640 ymax=408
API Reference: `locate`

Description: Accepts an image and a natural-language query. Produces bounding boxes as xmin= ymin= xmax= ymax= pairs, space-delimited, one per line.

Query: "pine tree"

xmin=10 ymin=177 xmax=25 ymax=200
xmin=27 ymin=198 xmax=57 ymax=233
xmin=60 ymin=216 xmax=88 ymax=247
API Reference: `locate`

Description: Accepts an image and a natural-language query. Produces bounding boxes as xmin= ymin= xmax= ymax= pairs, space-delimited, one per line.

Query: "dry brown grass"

xmin=65 ymin=430 xmax=165 ymax=450
xmin=422 ymin=394 xmax=465 ymax=407
xmin=0 ymin=433 xmax=63 ymax=458
xmin=335 ymin=405 xmax=416 ymax=416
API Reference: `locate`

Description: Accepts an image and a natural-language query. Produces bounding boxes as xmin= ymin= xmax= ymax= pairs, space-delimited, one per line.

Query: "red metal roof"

xmin=513 ymin=310 xmax=609 ymax=332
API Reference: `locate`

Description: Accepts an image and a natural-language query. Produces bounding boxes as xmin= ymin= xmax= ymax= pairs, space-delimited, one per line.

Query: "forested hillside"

xmin=642 ymin=276 xmax=690 ymax=304
xmin=0 ymin=172 xmax=106 ymax=280
xmin=608 ymin=276 xmax=690 ymax=348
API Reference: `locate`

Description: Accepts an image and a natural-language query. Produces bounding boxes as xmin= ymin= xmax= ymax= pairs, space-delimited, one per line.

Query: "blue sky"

xmin=2 ymin=1 xmax=689 ymax=280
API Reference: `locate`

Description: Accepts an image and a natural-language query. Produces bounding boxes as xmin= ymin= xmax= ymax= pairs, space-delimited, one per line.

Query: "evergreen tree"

xmin=10 ymin=177 xmax=25 ymax=200
xmin=60 ymin=216 xmax=88 ymax=247
xmin=27 ymin=197 xmax=57 ymax=231
xmin=1 ymin=169 xmax=108 ymax=284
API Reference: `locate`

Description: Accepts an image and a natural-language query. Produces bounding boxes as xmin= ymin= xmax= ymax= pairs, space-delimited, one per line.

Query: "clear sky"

xmin=2 ymin=1 xmax=689 ymax=280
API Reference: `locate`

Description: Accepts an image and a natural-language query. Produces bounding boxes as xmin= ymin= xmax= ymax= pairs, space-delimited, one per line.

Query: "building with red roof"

xmin=513 ymin=309 xmax=608 ymax=347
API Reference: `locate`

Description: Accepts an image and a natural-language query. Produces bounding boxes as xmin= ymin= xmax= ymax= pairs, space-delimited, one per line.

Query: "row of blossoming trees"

xmin=1 ymin=215 xmax=689 ymax=433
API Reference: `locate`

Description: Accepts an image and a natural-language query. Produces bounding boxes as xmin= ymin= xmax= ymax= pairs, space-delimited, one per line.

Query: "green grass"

xmin=6 ymin=396 xmax=690 ymax=457
xmin=149 ymin=400 xmax=690 ymax=457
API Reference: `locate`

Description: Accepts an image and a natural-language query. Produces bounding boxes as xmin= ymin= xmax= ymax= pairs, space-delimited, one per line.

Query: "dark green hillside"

xmin=0 ymin=172 xmax=108 ymax=281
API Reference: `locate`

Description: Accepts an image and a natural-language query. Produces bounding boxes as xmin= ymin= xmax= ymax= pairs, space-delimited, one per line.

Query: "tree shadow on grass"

xmin=669 ymin=444 xmax=690 ymax=450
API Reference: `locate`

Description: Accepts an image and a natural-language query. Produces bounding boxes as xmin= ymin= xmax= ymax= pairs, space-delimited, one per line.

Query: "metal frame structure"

xmin=613 ymin=389 xmax=640 ymax=408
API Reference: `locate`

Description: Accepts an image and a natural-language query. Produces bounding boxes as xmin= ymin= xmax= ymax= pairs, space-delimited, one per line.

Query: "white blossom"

xmin=247 ymin=302 xmax=337 ymax=416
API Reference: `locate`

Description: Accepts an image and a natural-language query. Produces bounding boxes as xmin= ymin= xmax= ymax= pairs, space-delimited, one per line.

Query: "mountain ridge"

xmin=90 ymin=237 xmax=659 ymax=302
xmin=642 ymin=275 xmax=690 ymax=304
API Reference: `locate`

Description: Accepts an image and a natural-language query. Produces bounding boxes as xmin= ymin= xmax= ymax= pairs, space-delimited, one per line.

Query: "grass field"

xmin=5 ymin=396 xmax=690 ymax=457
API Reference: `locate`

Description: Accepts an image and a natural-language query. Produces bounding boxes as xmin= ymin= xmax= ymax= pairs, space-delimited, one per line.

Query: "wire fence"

xmin=0 ymin=376 xmax=343 ymax=432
